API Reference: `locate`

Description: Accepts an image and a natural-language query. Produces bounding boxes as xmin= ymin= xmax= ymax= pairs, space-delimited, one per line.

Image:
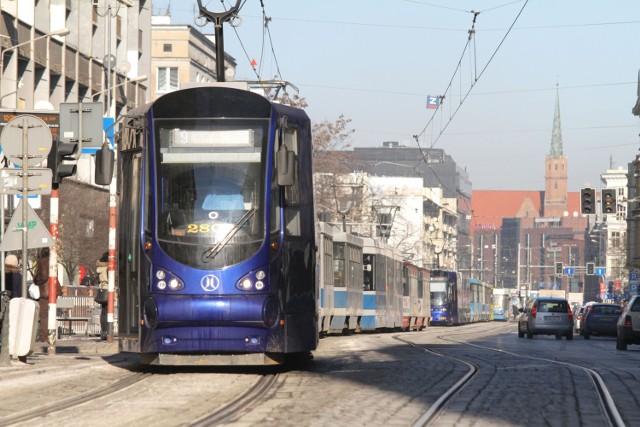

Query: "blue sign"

xmin=595 ymin=267 xmax=606 ymax=276
xmin=564 ymin=267 xmax=575 ymax=275
xmin=426 ymin=95 xmax=441 ymax=110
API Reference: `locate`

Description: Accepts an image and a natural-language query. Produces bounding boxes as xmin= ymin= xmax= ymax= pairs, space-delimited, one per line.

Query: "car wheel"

xmin=584 ymin=331 xmax=590 ymax=340
xmin=566 ymin=332 xmax=573 ymax=340
xmin=616 ymin=334 xmax=627 ymax=351
xmin=518 ymin=323 xmax=524 ymax=338
xmin=526 ymin=328 xmax=533 ymax=339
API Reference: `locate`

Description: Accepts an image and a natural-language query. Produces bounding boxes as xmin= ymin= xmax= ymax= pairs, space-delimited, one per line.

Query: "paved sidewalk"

xmin=0 ymin=337 xmax=120 ymax=377
xmin=38 ymin=337 xmax=120 ymax=355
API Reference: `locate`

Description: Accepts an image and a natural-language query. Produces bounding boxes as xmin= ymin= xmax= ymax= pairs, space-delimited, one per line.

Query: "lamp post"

xmin=0 ymin=28 xmax=70 ymax=107
xmin=91 ymin=74 xmax=147 ymax=101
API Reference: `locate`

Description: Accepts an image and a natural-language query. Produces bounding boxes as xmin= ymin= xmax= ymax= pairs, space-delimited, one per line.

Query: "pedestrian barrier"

xmin=56 ymin=296 xmax=103 ymax=337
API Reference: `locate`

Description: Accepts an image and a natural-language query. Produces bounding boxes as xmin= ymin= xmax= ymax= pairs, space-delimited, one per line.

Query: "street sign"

xmin=0 ymin=115 xmax=52 ymax=167
xmin=595 ymin=267 xmax=606 ymax=276
xmin=564 ymin=267 xmax=575 ymax=276
xmin=0 ymin=168 xmax=52 ymax=195
xmin=59 ymin=102 xmax=104 ymax=152
xmin=0 ymin=199 xmax=53 ymax=251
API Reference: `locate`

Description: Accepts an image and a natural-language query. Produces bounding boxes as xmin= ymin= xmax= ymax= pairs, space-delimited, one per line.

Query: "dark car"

xmin=517 ymin=297 xmax=573 ymax=340
xmin=581 ymin=303 xmax=622 ymax=339
xmin=617 ymin=296 xmax=640 ymax=350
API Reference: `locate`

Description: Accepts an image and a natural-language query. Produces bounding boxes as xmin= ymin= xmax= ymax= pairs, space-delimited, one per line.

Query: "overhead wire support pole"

xmin=197 ymin=0 xmax=243 ymax=82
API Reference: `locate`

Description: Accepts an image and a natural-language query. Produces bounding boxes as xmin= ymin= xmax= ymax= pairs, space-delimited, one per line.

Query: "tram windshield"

xmin=155 ymin=118 xmax=269 ymax=269
xmin=430 ymin=281 xmax=447 ymax=306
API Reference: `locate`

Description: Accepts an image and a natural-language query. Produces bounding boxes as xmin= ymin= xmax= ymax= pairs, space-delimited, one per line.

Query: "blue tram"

xmin=330 ymin=230 xmax=364 ymax=333
xmin=361 ymin=237 xmax=404 ymax=331
xmin=402 ymin=262 xmax=430 ymax=331
xmin=115 ymin=84 xmax=317 ymax=365
xmin=430 ymin=270 xmax=459 ymax=325
xmin=469 ymin=278 xmax=492 ymax=322
xmin=317 ymin=222 xmax=335 ymax=335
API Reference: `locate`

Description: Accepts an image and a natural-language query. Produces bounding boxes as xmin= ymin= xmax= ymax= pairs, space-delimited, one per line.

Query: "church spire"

xmin=550 ymin=84 xmax=563 ymax=156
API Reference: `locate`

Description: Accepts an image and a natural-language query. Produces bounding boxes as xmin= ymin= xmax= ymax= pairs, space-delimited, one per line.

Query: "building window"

xmin=163 ymin=43 xmax=172 ymax=53
xmin=157 ymin=67 xmax=178 ymax=92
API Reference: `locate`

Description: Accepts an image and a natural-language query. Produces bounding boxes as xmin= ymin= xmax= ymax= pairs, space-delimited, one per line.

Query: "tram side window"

xmin=281 ymin=127 xmax=301 ymax=237
xmin=348 ymin=245 xmax=362 ymax=290
xmin=417 ymin=271 xmax=424 ymax=299
xmin=402 ymin=268 xmax=409 ymax=297
xmin=333 ymin=243 xmax=345 ymax=287
xmin=323 ymin=238 xmax=333 ymax=287
xmin=363 ymin=254 xmax=374 ymax=291
xmin=376 ymin=256 xmax=386 ymax=293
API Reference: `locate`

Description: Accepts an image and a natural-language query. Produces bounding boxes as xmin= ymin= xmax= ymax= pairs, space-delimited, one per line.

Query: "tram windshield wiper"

xmin=201 ymin=208 xmax=257 ymax=263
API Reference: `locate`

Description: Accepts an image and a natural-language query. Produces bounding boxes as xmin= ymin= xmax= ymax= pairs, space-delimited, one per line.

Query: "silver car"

xmin=517 ymin=297 xmax=574 ymax=340
xmin=617 ymin=295 xmax=640 ymax=350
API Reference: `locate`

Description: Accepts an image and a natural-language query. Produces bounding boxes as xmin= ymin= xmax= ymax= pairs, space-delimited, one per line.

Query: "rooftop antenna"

xmin=196 ymin=0 xmax=242 ymax=82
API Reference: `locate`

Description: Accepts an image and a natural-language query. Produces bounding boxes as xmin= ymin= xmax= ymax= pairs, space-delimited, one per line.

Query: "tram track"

xmin=188 ymin=373 xmax=280 ymax=426
xmin=0 ymin=359 xmax=281 ymax=427
xmin=0 ymin=371 xmax=150 ymax=426
xmin=397 ymin=324 xmax=626 ymax=427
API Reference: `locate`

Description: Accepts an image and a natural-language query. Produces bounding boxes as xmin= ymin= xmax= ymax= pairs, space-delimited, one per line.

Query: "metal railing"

xmin=56 ymin=295 xmax=118 ymax=337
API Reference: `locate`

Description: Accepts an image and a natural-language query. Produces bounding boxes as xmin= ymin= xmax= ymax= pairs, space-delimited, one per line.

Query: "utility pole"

xmin=197 ymin=0 xmax=243 ymax=82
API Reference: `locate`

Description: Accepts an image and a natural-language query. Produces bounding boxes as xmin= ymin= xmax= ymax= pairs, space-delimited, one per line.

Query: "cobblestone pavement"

xmin=1 ymin=323 xmax=638 ymax=427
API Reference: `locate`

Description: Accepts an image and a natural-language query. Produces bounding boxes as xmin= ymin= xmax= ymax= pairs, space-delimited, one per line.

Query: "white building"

xmin=600 ymin=166 xmax=628 ymax=293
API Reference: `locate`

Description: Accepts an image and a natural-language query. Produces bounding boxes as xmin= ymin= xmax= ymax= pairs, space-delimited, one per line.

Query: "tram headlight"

xmin=236 ymin=267 xmax=269 ymax=292
xmin=239 ymin=278 xmax=253 ymax=290
xmin=154 ymin=268 xmax=184 ymax=291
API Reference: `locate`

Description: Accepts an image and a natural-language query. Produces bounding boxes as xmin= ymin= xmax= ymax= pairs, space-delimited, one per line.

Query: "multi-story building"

xmin=471 ymin=89 xmax=588 ymax=298
xmin=0 ymin=0 xmax=149 ymax=116
xmin=150 ymin=13 xmax=236 ymax=100
xmin=598 ymin=167 xmax=628 ymax=298
xmin=346 ymin=141 xmax=472 ymax=274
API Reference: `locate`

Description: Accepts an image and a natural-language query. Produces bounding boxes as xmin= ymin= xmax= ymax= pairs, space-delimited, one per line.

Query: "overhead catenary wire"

xmin=406 ymin=0 xmax=529 ymax=197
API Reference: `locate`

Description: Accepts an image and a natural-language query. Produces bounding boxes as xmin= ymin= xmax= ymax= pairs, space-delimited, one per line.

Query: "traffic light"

xmin=602 ymin=188 xmax=617 ymax=215
xmin=580 ymin=187 xmax=596 ymax=215
xmin=48 ymin=140 xmax=78 ymax=184
xmin=586 ymin=262 xmax=595 ymax=275
xmin=555 ymin=261 xmax=563 ymax=275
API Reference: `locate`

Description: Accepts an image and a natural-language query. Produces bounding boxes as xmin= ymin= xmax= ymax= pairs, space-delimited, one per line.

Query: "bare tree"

xmin=312 ymin=115 xmax=354 ymax=175
xmin=55 ymin=181 xmax=109 ymax=285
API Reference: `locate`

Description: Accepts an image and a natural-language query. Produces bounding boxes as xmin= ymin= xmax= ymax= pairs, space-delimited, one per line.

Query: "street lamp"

xmin=0 ymin=28 xmax=70 ymax=107
xmin=92 ymin=74 xmax=147 ymax=101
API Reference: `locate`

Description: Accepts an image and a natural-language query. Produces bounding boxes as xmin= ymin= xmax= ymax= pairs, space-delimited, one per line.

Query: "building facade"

xmin=150 ymin=13 xmax=236 ymax=101
xmin=471 ymin=90 xmax=588 ymax=299
xmin=0 ymin=0 xmax=149 ymax=116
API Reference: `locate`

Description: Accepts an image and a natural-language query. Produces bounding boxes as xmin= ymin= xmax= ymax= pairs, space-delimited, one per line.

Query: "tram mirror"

xmin=95 ymin=145 xmax=115 ymax=185
xmin=276 ymin=148 xmax=295 ymax=186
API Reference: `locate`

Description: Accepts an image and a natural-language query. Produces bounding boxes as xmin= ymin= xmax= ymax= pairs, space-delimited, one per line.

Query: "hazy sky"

xmin=152 ymin=0 xmax=640 ymax=192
